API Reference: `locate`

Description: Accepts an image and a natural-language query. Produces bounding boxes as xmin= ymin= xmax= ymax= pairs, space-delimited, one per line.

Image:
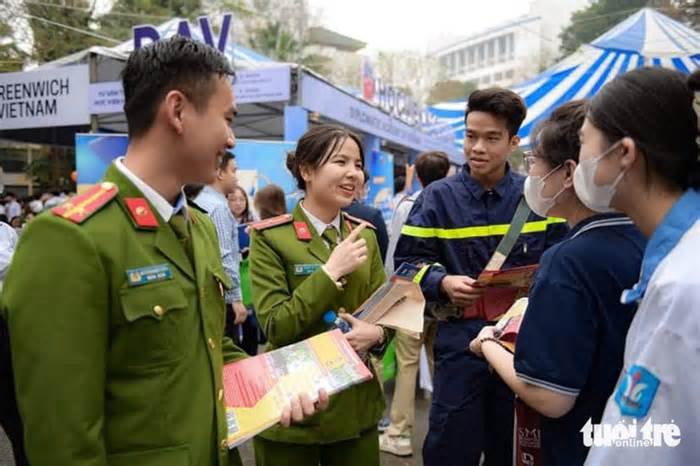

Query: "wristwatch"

xmin=369 ymin=325 xmax=389 ymax=356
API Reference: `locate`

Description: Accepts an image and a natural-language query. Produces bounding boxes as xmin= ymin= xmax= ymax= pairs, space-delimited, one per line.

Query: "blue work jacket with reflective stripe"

xmin=394 ymin=164 xmax=568 ymax=303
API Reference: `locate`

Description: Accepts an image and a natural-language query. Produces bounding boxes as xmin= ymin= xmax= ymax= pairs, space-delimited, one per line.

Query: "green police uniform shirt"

xmin=249 ymin=202 xmax=387 ymax=444
xmin=0 ymin=162 xmax=246 ymax=466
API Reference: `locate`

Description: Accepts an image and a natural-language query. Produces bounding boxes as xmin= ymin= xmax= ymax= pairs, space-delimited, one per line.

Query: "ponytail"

xmin=688 ymin=70 xmax=700 ymax=189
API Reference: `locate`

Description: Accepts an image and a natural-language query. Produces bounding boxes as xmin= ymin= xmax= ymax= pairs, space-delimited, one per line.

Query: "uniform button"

xmin=220 ymin=439 xmax=229 ymax=451
xmin=200 ymin=288 xmax=206 ymax=299
xmin=338 ymin=307 xmax=347 ymax=314
xmin=218 ymin=388 xmax=224 ymax=401
xmin=208 ymin=338 xmax=216 ymax=350
xmin=153 ymin=305 xmax=164 ymax=316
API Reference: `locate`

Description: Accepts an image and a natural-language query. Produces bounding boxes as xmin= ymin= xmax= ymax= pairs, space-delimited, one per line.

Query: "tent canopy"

xmin=429 ymin=8 xmax=700 ymax=149
xmin=37 ymin=17 xmax=278 ymax=71
xmin=2 ymin=17 xmax=282 ymax=146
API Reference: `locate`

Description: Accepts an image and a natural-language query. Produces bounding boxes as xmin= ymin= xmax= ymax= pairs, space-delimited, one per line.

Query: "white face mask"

xmin=524 ymin=164 xmax=565 ymax=217
xmin=573 ymin=141 xmax=624 ymax=213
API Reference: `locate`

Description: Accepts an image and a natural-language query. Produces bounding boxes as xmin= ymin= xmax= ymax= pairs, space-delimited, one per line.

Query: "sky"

xmin=308 ymin=0 xmax=533 ymax=52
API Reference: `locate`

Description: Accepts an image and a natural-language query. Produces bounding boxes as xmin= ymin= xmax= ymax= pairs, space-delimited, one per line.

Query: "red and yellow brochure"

xmin=464 ymin=264 xmax=538 ymax=321
xmin=222 ymin=330 xmax=372 ymax=447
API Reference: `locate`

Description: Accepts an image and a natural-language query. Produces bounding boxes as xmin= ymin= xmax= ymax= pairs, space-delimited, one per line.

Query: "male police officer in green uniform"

xmin=0 ymin=36 xmax=326 ymax=466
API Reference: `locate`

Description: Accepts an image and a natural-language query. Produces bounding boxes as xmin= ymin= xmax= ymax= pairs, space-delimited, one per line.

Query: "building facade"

xmin=434 ymin=0 xmax=589 ymax=88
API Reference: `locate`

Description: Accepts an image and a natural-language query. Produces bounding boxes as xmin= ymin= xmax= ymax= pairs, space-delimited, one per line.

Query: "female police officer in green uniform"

xmin=249 ymin=124 xmax=388 ymax=466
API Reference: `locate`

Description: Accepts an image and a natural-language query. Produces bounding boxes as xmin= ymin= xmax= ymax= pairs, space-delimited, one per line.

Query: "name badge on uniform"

xmin=126 ymin=264 xmax=173 ymax=287
xmin=614 ymin=365 xmax=660 ymax=418
xmin=293 ymin=264 xmax=320 ymax=276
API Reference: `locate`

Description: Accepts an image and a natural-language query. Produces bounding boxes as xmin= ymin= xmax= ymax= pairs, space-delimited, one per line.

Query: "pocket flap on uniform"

xmin=210 ymin=267 xmax=233 ymax=290
xmin=107 ymin=444 xmax=190 ymax=466
xmin=120 ymin=281 xmax=188 ymax=322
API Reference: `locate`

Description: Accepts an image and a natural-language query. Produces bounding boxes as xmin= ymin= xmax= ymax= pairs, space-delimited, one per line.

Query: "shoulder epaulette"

xmin=342 ymin=211 xmax=376 ymax=230
xmin=250 ymin=213 xmax=294 ymax=231
xmin=52 ymin=182 xmax=118 ymax=224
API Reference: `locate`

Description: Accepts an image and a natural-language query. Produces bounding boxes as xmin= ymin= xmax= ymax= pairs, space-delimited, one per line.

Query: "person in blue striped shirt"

xmin=195 ymin=153 xmax=248 ymax=338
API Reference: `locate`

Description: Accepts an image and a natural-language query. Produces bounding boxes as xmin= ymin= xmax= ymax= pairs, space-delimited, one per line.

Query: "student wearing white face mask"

xmin=469 ymin=100 xmax=646 ymax=466
xmin=580 ymin=68 xmax=700 ymax=466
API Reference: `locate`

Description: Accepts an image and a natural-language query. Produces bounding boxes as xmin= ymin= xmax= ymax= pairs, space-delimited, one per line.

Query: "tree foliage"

xmin=0 ymin=22 xmax=25 ymax=72
xmin=21 ymin=0 xmax=106 ymax=64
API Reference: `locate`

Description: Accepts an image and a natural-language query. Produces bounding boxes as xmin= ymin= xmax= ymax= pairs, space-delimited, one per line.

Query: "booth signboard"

xmin=0 ymin=65 xmax=89 ymax=130
xmin=231 ymin=140 xmax=298 ymax=213
xmin=300 ymin=73 xmax=457 ymax=158
xmin=75 ymin=134 xmax=129 ymax=192
xmin=89 ymin=82 xmax=125 ymax=114
xmin=233 ymin=66 xmax=290 ymax=104
xmin=366 ymin=149 xmax=393 ymax=223
xmin=87 ymin=66 xmax=290 ymax=116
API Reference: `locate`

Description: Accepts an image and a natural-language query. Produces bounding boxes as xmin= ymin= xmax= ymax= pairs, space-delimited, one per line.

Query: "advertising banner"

xmin=0 ymin=65 xmax=90 ymax=130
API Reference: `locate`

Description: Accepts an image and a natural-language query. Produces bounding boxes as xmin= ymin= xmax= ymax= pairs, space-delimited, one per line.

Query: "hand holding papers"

xmin=469 ymin=297 xmax=528 ymax=356
xmin=222 ymin=330 xmax=372 ymax=448
xmin=352 ymin=263 xmax=426 ymax=338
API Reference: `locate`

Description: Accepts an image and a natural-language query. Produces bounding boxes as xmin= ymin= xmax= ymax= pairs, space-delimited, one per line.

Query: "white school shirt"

xmin=585 ymin=220 xmax=700 ymax=465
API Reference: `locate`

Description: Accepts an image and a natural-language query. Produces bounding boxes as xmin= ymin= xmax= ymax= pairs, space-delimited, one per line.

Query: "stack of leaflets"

xmin=353 ymin=263 xmax=426 ymax=338
xmin=222 ymin=329 xmax=372 ymax=447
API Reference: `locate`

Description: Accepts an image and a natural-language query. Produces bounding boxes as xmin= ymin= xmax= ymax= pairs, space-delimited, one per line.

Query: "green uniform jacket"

xmin=249 ymin=202 xmax=387 ymax=445
xmin=0 ymin=164 xmax=246 ymax=466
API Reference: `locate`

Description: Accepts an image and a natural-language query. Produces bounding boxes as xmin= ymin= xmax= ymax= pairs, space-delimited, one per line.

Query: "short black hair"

xmin=589 ymin=68 xmax=700 ymax=190
xmin=465 ymin=87 xmax=527 ymax=137
xmin=218 ymin=152 xmax=235 ymax=172
xmin=394 ymin=175 xmax=405 ymax=194
xmin=415 ymin=151 xmax=450 ymax=187
xmin=531 ymin=100 xmax=586 ymax=167
xmin=121 ymin=35 xmax=235 ymax=139
xmin=286 ymin=124 xmax=364 ymax=191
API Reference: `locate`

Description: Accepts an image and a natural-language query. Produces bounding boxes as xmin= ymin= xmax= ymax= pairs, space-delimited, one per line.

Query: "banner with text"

xmin=300 ymin=73 xmax=458 ymax=159
xmin=86 ymin=66 xmax=290 ymax=115
xmin=0 ymin=65 xmax=90 ymax=130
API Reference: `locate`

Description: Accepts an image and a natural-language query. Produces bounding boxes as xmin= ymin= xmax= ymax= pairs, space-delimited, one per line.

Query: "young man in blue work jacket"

xmin=394 ymin=88 xmax=567 ymax=466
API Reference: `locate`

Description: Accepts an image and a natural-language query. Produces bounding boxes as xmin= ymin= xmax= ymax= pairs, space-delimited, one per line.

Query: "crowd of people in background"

xmin=0 ymin=191 xmax=74 ymax=231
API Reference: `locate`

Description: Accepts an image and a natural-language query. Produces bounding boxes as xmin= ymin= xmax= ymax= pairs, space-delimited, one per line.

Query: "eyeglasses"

xmin=522 ymin=151 xmax=537 ymax=174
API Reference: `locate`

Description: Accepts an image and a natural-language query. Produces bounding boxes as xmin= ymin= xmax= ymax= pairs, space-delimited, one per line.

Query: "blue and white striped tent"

xmin=428 ymin=8 xmax=700 ymax=149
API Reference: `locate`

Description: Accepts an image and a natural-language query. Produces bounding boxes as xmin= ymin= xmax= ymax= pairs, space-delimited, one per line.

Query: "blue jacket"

xmin=394 ymin=164 xmax=568 ymax=303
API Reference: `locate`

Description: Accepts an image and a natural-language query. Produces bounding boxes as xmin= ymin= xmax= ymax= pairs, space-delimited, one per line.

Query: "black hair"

xmin=121 ymin=35 xmax=235 ymax=139
xmin=393 ymin=175 xmax=405 ymax=194
xmin=415 ymin=151 xmax=450 ymax=187
xmin=286 ymin=124 xmax=364 ymax=191
xmin=588 ymin=68 xmax=700 ymax=190
xmin=254 ymin=184 xmax=287 ymax=219
xmin=465 ymin=87 xmax=527 ymax=137
xmin=531 ymin=100 xmax=586 ymax=167
xmin=183 ymin=184 xmax=204 ymax=200
xmin=218 ymin=152 xmax=235 ymax=172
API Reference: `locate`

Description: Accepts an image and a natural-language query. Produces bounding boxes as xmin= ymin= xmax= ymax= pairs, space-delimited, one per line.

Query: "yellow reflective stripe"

xmin=413 ymin=264 xmax=433 ymax=284
xmin=401 ymin=217 xmax=566 ymax=239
